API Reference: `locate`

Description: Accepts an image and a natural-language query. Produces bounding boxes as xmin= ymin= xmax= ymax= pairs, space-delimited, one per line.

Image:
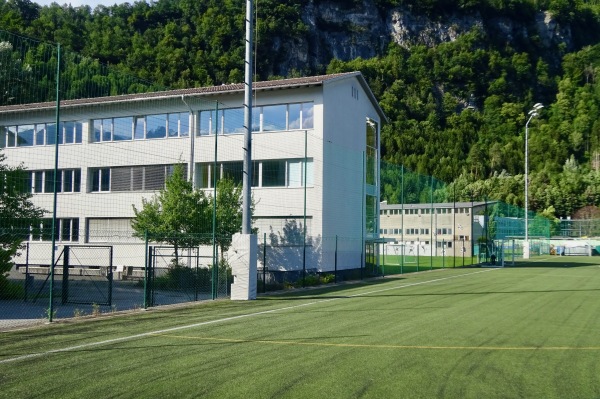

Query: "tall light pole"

xmin=242 ymin=0 xmax=254 ymax=234
xmin=523 ymin=102 xmax=543 ymax=259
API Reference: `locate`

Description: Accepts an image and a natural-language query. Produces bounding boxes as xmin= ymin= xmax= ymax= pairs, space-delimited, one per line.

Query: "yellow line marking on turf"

xmin=154 ymin=334 xmax=600 ymax=351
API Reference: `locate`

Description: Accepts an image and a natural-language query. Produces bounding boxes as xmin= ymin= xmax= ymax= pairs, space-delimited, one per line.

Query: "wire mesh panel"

xmin=146 ymin=245 xmax=215 ymax=307
xmin=61 ymin=245 xmax=113 ymax=306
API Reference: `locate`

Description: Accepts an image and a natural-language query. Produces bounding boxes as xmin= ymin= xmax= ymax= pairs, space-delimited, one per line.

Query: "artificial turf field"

xmin=1 ymin=256 xmax=600 ymax=399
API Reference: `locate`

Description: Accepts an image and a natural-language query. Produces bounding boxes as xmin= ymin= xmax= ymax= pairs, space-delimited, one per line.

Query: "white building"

xmin=379 ymin=201 xmax=490 ymax=259
xmin=0 ymin=72 xmax=385 ymax=273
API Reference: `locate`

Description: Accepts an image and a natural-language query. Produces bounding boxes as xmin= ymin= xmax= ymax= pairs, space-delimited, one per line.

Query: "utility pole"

xmin=242 ymin=0 xmax=254 ymax=234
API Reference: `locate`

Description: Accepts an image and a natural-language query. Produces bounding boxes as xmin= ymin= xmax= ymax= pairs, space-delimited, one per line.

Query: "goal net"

xmin=387 ymin=243 xmax=417 ymax=264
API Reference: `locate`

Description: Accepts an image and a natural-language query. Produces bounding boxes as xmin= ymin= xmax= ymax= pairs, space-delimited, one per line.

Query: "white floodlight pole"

xmin=524 ymin=102 xmax=543 ymax=259
xmin=242 ymin=0 xmax=254 ymax=234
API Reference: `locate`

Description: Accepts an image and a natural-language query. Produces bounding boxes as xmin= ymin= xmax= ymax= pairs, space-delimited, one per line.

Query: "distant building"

xmin=379 ymin=201 xmax=491 ymax=258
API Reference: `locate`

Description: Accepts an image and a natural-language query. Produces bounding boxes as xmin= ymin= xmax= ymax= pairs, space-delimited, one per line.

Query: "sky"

xmin=34 ymin=0 xmax=135 ymax=7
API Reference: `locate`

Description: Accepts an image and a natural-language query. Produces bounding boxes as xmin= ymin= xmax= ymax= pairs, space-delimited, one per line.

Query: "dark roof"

xmin=380 ymin=201 xmax=497 ymax=209
xmin=0 ymin=72 xmax=386 ymax=121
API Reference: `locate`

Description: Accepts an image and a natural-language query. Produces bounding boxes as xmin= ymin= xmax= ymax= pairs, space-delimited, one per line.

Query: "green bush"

xmin=0 ymin=278 xmax=24 ymax=300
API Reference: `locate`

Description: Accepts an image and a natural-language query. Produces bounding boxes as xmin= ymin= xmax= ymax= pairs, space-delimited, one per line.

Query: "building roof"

xmin=380 ymin=201 xmax=496 ymax=209
xmin=0 ymin=71 xmax=387 ymax=122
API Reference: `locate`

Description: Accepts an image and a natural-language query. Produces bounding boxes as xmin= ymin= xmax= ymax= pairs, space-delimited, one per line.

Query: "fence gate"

xmin=61 ymin=245 xmax=113 ymax=306
xmin=146 ymin=246 xmax=217 ymax=307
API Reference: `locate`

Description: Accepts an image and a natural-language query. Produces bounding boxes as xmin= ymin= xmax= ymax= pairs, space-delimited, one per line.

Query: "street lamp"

xmin=524 ymin=102 xmax=543 ymax=259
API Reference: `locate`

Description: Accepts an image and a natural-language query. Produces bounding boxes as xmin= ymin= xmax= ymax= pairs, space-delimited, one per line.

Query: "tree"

xmin=0 ymin=151 xmax=45 ymax=297
xmin=208 ymin=177 xmax=254 ymax=262
xmin=131 ymin=164 xmax=210 ymax=264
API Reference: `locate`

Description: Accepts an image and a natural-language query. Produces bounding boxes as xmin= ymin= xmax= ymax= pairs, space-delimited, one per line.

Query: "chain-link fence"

xmin=0 ymin=29 xmax=559 ymax=331
xmin=379 ymin=162 xmax=552 ymax=268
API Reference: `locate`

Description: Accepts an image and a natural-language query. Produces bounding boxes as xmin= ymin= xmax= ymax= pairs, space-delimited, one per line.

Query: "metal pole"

xmin=181 ymin=96 xmax=196 ymax=188
xmin=143 ymin=231 xmax=148 ymax=309
xmin=24 ymin=242 xmax=30 ymax=301
xmin=48 ymin=43 xmax=61 ymax=322
xmin=361 ymin=151 xmax=365 ymax=279
xmin=453 ymin=183 xmax=456 ymax=268
xmin=471 ymin=195 xmax=474 ymax=265
xmin=525 ymin=117 xmax=529 ymax=257
xmin=430 ymin=176 xmax=433 ymax=269
xmin=302 ymin=130 xmax=307 ymax=287
xmin=263 ymin=232 xmax=266 ymax=293
xmin=334 ymin=235 xmax=338 ymax=284
xmin=212 ymin=103 xmax=219 ymax=299
xmin=524 ymin=103 xmax=543 ymax=259
xmin=242 ymin=0 xmax=254 ymax=234
xmin=401 ymin=165 xmax=404 ymax=272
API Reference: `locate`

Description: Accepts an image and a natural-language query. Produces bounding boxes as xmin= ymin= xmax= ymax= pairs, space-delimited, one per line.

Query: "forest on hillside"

xmin=1 ymin=0 xmax=600 ymax=219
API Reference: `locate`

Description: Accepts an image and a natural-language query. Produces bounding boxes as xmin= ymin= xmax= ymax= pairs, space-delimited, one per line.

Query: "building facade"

xmin=379 ymin=201 xmax=490 ymax=258
xmin=1 ymin=72 xmax=385 ymax=272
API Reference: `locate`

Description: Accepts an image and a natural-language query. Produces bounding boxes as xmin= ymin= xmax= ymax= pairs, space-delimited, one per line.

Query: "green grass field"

xmin=381 ymin=254 xmax=480 ymax=274
xmin=2 ymin=256 xmax=600 ymax=398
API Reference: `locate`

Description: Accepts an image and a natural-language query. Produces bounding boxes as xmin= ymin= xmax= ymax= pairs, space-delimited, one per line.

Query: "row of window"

xmin=382 ymin=208 xmax=471 ymax=215
xmin=199 ymin=102 xmax=314 ymax=135
xmin=93 ymin=112 xmax=190 ymax=142
xmin=91 ymin=164 xmax=181 ymax=192
xmin=197 ymin=159 xmax=313 ymax=189
xmin=380 ymin=228 xmax=454 ymax=235
xmin=0 ymin=122 xmax=83 ymax=148
xmin=23 ymin=159 xmax=314 ymax=194
xmin=24 ymin=216 xmax=315 ymax=243
xmin=1 ymin=102 xmax=314 ymax=148
xmin=25 ymin=218 xmax=81 ymax=242
xmin=27 ymin=169 xmax=82 ymax=193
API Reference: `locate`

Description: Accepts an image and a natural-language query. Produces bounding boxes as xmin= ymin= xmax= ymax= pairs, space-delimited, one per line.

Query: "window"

xmin=102 ymin=118 xmax=112 ymax=141
xmin=17 ymin=125 xmax=34 ymax=147
xmin=6 ymin=126 xmax=17 ymax=147
xmin=287 ymin=160 xmax=313 ymax=187
xmin=113 ymin=117 xmax=133 ymax=141
xmin=262 ymin=160 xmax=286 ymax=187
xmin=198 ymin=102 xmax=314 ymax=134
xmin=32 ymin=218 xmax=79 ymax=242
xmin=63 ymin=122 xmax=83 ymax=144
xmin=262 ymin=105 xmax=287 ymax=131
xmin=146 ymin=114 xmax=167 ymax=139
xmin=93 ymin=119 xmax=114 ymax=142
xmin=132 ymin=117 xmax=144 ymax=139
xmin=223 ymin=108 xmax=245 ymax=134
xmin=301 ymin=102 xmax=314 ymax=129
xmin=87 ymin=218 xmax=135 ymax=243
xmin=35 ymin=124 xmax=45 ymax=145
xmin=101 ymin=164 xmax=184 ymax=192
xmin=288 ymin=103 xmax=301 ymax=129
xmin=199 ymin=109 xmax=217 ymax=135
xmin=46 ymin=123 xmax=61 ymax=145
xmin=29 ymin=169 xmax=81 ymax=193
xmin=91 ymin=168 xmax=110 ymax=192
xmin=0 ymin=121 xmax=83 ymax=148
xmin=196 ymin=159 xmax=313 ymax=189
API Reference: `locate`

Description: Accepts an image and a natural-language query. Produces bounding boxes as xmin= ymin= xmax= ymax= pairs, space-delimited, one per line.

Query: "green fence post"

xmin=334 ymin=235 xmax=338 ymax=284
xmin=48 ymin=43 xmax=61 ymax=323
xmin=263 ymin=232 xmax=267 ymax=293
xmin=143 ymin=231 xmax=148 ymax=309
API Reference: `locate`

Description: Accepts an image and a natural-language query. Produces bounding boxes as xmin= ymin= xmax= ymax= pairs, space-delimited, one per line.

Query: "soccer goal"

xmin=387 ymin=243 xmax=417 ymax=265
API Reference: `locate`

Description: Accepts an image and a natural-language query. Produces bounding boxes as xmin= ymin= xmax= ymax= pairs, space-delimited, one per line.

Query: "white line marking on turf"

xmin=0 ymin=268 xmax=496 ymax=364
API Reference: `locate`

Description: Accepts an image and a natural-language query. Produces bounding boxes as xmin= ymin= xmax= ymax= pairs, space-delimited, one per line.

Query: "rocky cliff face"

xmin=269 ymin=0 xmax=573 ymax=76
